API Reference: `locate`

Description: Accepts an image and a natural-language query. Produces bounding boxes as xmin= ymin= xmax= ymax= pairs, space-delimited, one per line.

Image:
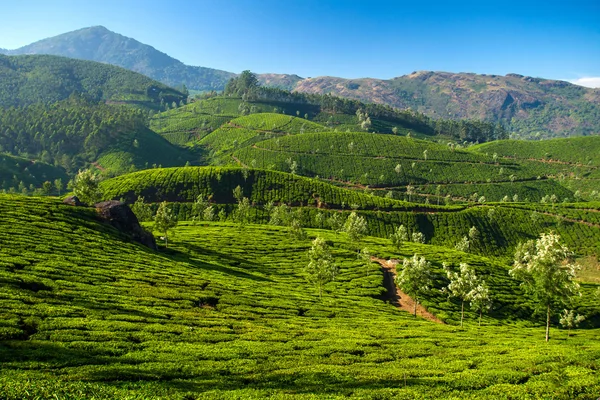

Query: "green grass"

xmin=0 ymin=195 xmax=598 ymax=399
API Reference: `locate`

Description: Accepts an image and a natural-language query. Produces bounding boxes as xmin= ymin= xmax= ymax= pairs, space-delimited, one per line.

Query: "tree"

xmin=305 ymin=237 xmax=338 ymax=299
xmin=394 ymin=163 xmax=402 ymax=175
xmin=395 ymin=254 xmax=434 ymax=317
xmin=406 ymin=185 xmax=415 ymax=202
xmin=154 ymin=201 xmax=177 ymax=248
xmin=390 ymin=225 xmax=408 ymax=250
xmin=343 ymin=211 xmax=367 ymax=249
xmin=54 ymin=178 xmax=63 ymax=196
xmin=131 ymin=196 xmax=153 ymax=222
xmin=41 ymin=181 xmax=53 ymax=195
xmin=358 ymin=247 xmax=372 ymax=276
xmin=71 ymin=169 xmax=102 ymax=205
xmin=234 ymin=197 xmax=251 ymax=228
xmin=328 ymin=212 xmax=345 ymax=235
xmin=192 ymin=195 xmax=210 ymax=223
xmin=470 ymin=281 xmax=492 ymax=326
xmin=510 ymin=232 xmax=581 ymax=342
xmin=559 ymin=309 xmax=585 ymax=338
xmin=411 ymin=231 xmax=425 ymax=244
xmin=444 ymin=262 xmax=482 ymax=327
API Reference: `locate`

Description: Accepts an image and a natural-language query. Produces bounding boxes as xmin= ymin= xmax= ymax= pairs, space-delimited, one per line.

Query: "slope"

xmin=0 ymin=96 xmax=196 ymax=176
xmin=0 ymin=195 xmax=598 ymax=398
xmin=0 ymin=53 xmax=185 ymax=109
xmin=3 ymin=26 xmax=300 ymax=93
xmin=100 ymin=167 xmax=600 ymax=259
xmin=294 ymin=71 xmax=600 ymax=138
xmin=0 ymin=153 xmax=68 ymax=193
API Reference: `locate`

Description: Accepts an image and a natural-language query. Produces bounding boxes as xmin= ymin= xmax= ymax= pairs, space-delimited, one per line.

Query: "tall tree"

xmin=510 ymin=232 xmax=580 ymax=342
xmin=154 ymin=201 xmax=178 ymax=248
xmin=70 ymin=169 xmax=102 ymax=206
xmin=305 ymin=237 xmax=338 ymax=299
xmin=444 ymin=262 xmax=482 ymax=327
xmin=343 ymin=211 xmax=367 ymax=250
xmin=395 ymin=254 xmax=434 ymax=317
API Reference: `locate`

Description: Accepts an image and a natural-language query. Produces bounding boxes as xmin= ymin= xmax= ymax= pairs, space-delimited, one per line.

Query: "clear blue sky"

xmin=1 ymin=0 xmax=599 ymax=86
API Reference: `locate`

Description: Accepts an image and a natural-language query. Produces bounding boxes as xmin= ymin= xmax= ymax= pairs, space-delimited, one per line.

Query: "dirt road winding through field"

xmin=372 ymin=257 xmax=445 ymax=324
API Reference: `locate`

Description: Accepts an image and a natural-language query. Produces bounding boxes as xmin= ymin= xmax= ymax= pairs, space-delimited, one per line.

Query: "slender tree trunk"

xmin=461 ymin=301 xmax=464 ymax=327
xmin=545 ymin=304 xmax=550 ymax=342
xmin=165 ymin=233 xmax=168 ymax=248
xmin=479 ymin=309 xmax=482 ymax=327
xmin=414 ymin=299 xmax=417 ymax=317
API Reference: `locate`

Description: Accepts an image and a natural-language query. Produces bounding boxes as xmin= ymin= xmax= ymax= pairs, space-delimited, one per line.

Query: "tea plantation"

xmin=1 ymin=195 xmax=599 ymax=399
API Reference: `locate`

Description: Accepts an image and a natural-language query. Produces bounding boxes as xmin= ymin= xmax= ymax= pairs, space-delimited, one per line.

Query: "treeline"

xmin=223 ymin=71 xmax=507 ymax=143
xmin=0 ymin=95 xmax=148 ymax=172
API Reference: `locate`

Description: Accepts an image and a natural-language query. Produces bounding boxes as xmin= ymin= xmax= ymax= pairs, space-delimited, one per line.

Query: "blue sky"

xmin=1 ymin=0 xmax=599 ymax=86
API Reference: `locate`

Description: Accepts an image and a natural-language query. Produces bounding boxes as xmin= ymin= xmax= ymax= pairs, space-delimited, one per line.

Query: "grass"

xmin=0 ymin=195 xmax=599 ymax=398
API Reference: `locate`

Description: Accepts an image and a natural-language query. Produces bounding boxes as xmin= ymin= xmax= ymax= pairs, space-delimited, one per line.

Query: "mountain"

xmin=0 ymin=53 xmax=185 ymax=108
xmin=5 ymin=26 xmax=600 ymax=138
xmin=4 ymin=26 xmax=231 ymax=92
xmin=294 ymin=71 xmax=600 ymax=138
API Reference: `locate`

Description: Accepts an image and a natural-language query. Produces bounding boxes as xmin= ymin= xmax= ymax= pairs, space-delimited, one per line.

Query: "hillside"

xmin=0 ymin=96 xmax=196 ymax=176
xmin=2 ymin=26 xmax=299 ymax=93
xmin=294 ymin=72 xmax=600 ymax=138
xmin=0 ymin=54 xmax=185 ymax=109
xmin=0 ymin=153 xmax=68 ymax=193
xmin=0 ymin=195 xmax=598 ymax=398
xmin=101 ymin=167 xmax=600 ymax=259
xmin=3 ymin=26 xmax=235 ymax=92
xmin=7 ymin=26 xmax=600 ymax=139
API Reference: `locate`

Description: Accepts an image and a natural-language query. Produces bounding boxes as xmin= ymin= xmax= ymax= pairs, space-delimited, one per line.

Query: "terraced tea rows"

xmin=0 ymin=195 xmax=598 ymax=399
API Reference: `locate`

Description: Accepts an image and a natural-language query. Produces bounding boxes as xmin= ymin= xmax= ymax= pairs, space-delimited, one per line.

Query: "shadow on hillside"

xmin=99 ymin=370 xmax=421 ymax=394
xmin=157 ymin=244 xmax=272 ymax=282
xmin=0 ymin=341 xmax=113 ymax=367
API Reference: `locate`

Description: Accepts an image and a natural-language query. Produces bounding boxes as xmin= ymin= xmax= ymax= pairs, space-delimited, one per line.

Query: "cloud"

xmin=567 ymin=77 xmax=600 ymax=88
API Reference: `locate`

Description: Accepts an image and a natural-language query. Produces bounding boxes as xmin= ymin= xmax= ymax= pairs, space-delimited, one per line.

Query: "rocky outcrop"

xmin=94 ymin=200 xmax=156 ymax=250
xmin=63 ymin=195 xmax=84 ymax=206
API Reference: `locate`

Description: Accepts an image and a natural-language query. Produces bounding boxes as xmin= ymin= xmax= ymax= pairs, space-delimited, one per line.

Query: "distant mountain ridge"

xmin=294 ymin=71 xmax=600 ymax=138
xmin=3 ymin=26 xmax=600 ymax=138
xmin=3 ymin=26 xmax=235 ymax=92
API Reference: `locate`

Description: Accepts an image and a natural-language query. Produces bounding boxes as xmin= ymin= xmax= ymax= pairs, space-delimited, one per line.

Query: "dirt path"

xmin=231 ymin=155 xmax=248 ymax=168
xmin=91 ymin=162 xmax=106 ymax=172
xmin=372 ymin=257 xmax=444 ymax=324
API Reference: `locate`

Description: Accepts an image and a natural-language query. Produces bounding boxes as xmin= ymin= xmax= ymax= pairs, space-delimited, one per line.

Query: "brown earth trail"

xmin=372 ymin=256 xmax=444 ymax=324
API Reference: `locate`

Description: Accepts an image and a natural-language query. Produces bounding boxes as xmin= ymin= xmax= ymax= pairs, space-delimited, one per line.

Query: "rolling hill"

xmin=0 ymin=194 xmax=598 ymax=398
xmin=0 ymin=54 xmax=185 ymax=109
xmin=5 ymin=26 xmax=600 ymax=138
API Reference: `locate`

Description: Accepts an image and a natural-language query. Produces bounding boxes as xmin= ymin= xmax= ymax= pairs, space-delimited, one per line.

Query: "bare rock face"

xmin=94 ymin=200 xmax=156 ymax=250
xmin=63 ymin=195 xmax=83 ymax=206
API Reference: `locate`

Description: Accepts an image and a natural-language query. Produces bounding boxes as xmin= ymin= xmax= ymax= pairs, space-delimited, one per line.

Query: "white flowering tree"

xmin=390 ymin=225 xmax=408 ymax=251
xmin=559 ymin=309 xmax=585 ymax=338
xmin=444 ymin=263 xmax=482 ymax=327
xmin=343 ymin=211 xmax=367 ymax=250
xmin=395 ymin=254 xmax=434 ymax=317
xmin=510 ymin=232 xmax=580 ymax=342
xmin=305 ymin=237 xmax=338 ymax=299
xmin=71 ymin=169 xmax=103 ymax=205
xmin=469 ymin=281 xmax=491 ymax=326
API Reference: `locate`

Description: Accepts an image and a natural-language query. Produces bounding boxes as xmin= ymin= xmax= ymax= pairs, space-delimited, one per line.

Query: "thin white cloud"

xmin=567 ymin=77 xmax=600 ymax=88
